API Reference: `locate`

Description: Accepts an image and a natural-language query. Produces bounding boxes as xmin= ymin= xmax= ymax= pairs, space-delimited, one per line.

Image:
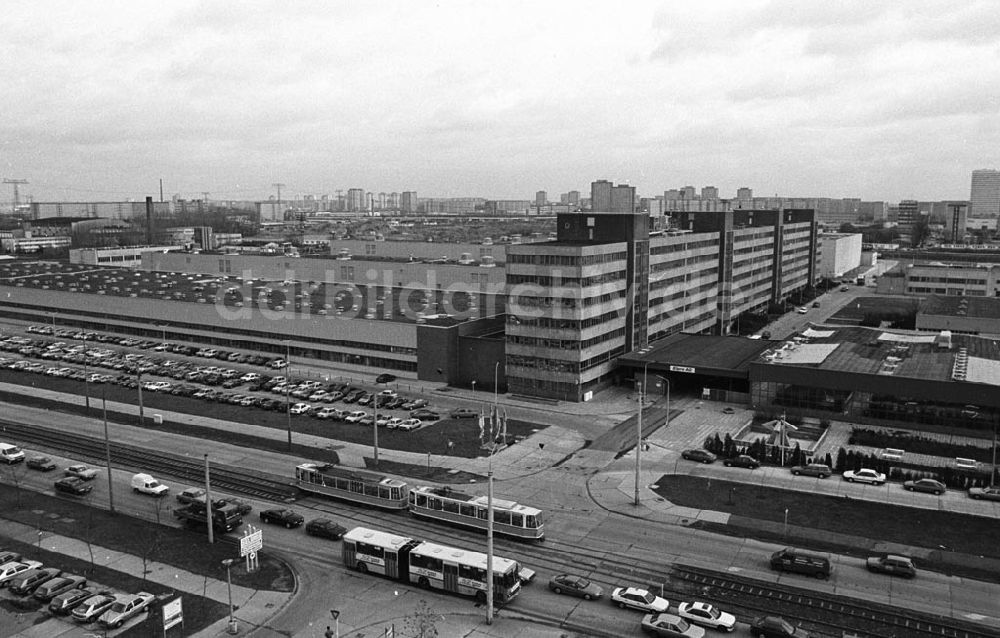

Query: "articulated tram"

xmin=295 ymin=463 xmax=409 ymax=510
xmin=407 ymin=485 xmax=544 ymax=540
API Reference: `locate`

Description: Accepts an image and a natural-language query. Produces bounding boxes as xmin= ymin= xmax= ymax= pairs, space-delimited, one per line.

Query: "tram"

xmin=407 ymin=485 xmax=544 ymax=540
xmin=295 ymin=463 xmax=409 ymax=510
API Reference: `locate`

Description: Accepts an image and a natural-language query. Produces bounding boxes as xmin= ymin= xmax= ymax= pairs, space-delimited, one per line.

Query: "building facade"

xmin=970 ymin=169 xmax=1000 ymax=219
xmin=818 ymin=233 xmax=863 ymax=279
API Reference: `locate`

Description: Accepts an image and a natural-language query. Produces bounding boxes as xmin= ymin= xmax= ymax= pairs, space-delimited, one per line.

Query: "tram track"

xmin=3 ymin=419 xmax=997 ymax=638
xmin=0 ymin=419 xmax=298 ymax=502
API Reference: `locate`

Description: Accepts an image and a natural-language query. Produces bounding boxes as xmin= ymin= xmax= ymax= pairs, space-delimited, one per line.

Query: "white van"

xmin=0 ymin=443 xmax=25 ymax=464
xmin=131 ymin=473 xmax=169 ymax=496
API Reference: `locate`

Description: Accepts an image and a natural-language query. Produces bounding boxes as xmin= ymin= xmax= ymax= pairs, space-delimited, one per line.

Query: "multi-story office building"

xmin=970 ymin=169 xmax=1000 ymax=219
xmin=504 ymin=207 xmax=818 ymax=401
xmin=901 ymin=262 xmax=1000 ymax=297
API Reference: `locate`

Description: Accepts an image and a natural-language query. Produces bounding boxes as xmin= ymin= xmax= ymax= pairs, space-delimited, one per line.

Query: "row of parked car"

xmin=678 ymin=449 xmax=1000 ymax=501
xmin=0 ymin=549 xmax=155 ymax=628
xmin=25 ymin=325 xmax=285 ymax=368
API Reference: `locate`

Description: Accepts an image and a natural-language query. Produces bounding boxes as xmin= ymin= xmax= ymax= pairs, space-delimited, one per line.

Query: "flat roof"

xmin=619 ymin=333 xmax=774 ymax=376
xmin=919 ymin=295 xmax=1000 ymax=320
xmin=757 ymin=325 xmax=1000 ymax=386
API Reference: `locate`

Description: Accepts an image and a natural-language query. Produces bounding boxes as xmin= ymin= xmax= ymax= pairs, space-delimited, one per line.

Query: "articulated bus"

xmin=295 ymin=463 xmax=409 ymax=510
xmin=407 ymin=485 xmax=544 ymax=541
xmin=341 ymin=526 xmax=522 ymax=604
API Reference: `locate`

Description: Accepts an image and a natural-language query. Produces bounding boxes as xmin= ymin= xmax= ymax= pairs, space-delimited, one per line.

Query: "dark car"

xmin=33 ymin=574 xmax=87 ymax=601
xmin=305 ymin=518 xmax=347 ymax=540
xmin=217 ymin=498 xmax=253 ymax=516
xmin=903 ymin=478 xmax=946 ymax=495
xmin=450 ymin=407 xmax=478 ymax=419
xmin=403 ymin=398 xmax=429 ymax=410
xmin=375 ymin=373 xmax=397 ymax=384
xmin=969 ymin=486 xmax=1000 ymax=501
xmin=260 ymin=508 xmax=305 ymax=528
xmin=55 ymin=477 xmax=93 ymax=496
xmin=548 ymin=573 xmax=603 ymax=600
xmin=9 ymin=567 xmax=61 ymax=595
xmin=26 ymin=456 xmax=57 ymax=471
xmin=866 ymin=554 xmax=916 ymax=578
xmin=49 ymin=586 xmax=99 ymax=614
xmin=789 ymin=463 xmax=832 ymax=478
xmin=723 ymin=455 xmax=760 ymax=469
xmin=680 ymin=449 xmax=717 ymax=464
xmin=410 ymin=409 xmax=440 ymax=421
xmin=750 ymin=616 xmax=811 ymax=638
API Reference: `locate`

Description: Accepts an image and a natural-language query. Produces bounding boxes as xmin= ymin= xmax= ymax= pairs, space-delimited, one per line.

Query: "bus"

xmin=407 ymin=485 xmax=544 ymax=541
xmin=341 ymin=526 xmax=522 ymax=604
xmin=295 ymin=463 xmax=409 ymax=510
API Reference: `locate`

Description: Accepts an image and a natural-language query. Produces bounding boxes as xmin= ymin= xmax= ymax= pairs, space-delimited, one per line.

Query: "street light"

xmin=82 ymin=332 xmax=90 ymax=412
xmin=221 ymin=558 xmax=238 ymax=634
xmin=634 ymin=361 xmax=649 ymax=506
xmin=484 ymin=360 xmax=502 ymax=624
xmin=284 ymin=340 xmax=292 ymax=451
xmin=102 ymin=384 xmax=115 ymax=514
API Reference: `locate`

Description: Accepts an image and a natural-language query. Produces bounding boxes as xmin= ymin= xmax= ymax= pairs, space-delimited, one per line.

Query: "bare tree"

xmin=400 ymin=600 xmax=440 ymax=638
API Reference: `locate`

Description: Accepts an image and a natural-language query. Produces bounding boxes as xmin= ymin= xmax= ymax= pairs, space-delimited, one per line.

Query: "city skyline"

xmin=3 ymin=1 xmax=999 ymax=203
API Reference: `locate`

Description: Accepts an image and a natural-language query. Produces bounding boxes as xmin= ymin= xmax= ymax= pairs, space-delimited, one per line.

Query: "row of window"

xmin=909 ymin=276 xmax=987 ymax=285
xmin=507 ymin=326 xmax=625 ymax=351
xmin=508 ymin=307 xmax=624 ymax=331
xmin=507 ymin=251 xmax=627 ymax=266
xmin=650 ymin=238 xmax=718 ymax=255
xmin=507 ymin=271 xmax=627 ymax=288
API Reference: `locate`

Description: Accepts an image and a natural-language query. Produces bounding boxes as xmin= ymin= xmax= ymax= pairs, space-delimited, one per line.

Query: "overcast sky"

xmin=2 ymin=1 xmax=998 ymax=204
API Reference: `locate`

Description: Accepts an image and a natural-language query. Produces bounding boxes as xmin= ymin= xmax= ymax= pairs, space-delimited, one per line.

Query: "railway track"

xmin=0 ymin=419 xmax=298 ymax=502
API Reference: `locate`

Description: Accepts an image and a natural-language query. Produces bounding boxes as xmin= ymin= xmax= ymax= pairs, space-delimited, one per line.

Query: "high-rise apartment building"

xmin=400 ymin=191 xmax=417 ymax=213
xmin=701 ymin=186 xmax=719 ymax=199
xmin=970 ymin=169 xmax=1000 ymax=218
xmin=535 ymin=191 xmax=547 ymax=207
xmin=346 ymin=188 xmax=365 ymax=212
xmin=590 ymin=180 xmax=635 ymax=213
xmin=737 ymin=187 xmax=753 ymax=201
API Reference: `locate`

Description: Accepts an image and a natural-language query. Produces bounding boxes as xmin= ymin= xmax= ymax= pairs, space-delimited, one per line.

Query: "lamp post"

xmin=102 ymin=384 xmax=114 ymax=513
xmin=284 ymin=340 xmax=292 ymax=451
xmin=372 ymin=387 xmax=380 ymax=467
xmin=485 ymin=360 xmax=501 ymax=625
xmin=634 ymin=362 xmax=649 ymax=506
xmin=221 ymin=558 xmax=237 ymax=634
xmin=136 ymin=369 xmax=144 ymax=425
xmin=655 ymin=375 xmax=671 ymax=431
xmin=82 ymin=332 xmax=90 ymax=412
xmin=204 ymin=454 xmax=214 ymax=545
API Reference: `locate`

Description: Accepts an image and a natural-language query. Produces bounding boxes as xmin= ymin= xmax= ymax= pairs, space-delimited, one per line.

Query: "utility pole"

xmin=3 ymin=179 xmax=28 ymax=213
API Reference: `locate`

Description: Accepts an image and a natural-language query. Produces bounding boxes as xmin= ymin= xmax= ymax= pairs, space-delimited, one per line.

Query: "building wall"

xmin=818 ymin=233 xmax=863 ymax=278
xmin=70 ymin=246 xmax=184 ymax=267
xmin=29 ymin=201 xmax=170 ymax=220
xmin=970 ymin=169 xmax=1000 ymax=219
xmin=904 ymin=263 xmax=1000 ymax=297
xmin=327 ymin=239 xmax=502 ymax=263
xmin=915 ymin=311 xmax=1000 ymax=336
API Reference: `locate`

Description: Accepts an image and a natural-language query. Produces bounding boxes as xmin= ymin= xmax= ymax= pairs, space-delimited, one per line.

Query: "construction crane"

xmin=3 ymin=178 xmax=28 ymax=213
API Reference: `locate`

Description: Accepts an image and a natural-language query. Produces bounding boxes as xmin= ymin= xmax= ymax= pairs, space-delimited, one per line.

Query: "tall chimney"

xmin=145 ymin=196 xmax=153 ymax=245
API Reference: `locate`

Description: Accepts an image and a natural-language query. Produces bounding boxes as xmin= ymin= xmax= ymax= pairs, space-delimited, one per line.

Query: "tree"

xmin=835 ymin=448 xmax=847 ymax=472
xmin=400 ymin=599 xmax=439 ymax=638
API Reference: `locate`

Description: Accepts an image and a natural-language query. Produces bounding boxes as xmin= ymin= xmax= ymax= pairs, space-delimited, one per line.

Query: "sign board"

xmin=240 ymin=529 xmax=263 ymax=556
xmin=669 ymin=365 xmax=695 ymax=374
xmin=163 ymin=596 xmax=183 ymax=631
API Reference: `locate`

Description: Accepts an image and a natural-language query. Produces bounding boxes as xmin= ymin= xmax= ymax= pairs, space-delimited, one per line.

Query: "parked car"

xmin=26 ymin=456 xmax=57 ymax=471
xmin=32 ymin=574 xmax=87 ymax=601
xmin=723 ymin=455 xmax=760 ymax=469
xmin=450 ymin=407 xmax=478 ymax=419
xmin=344 ymin=411 xmax=367 ymax=423
xmin=65 ymin=464 xmax=99 ymax=481
xmin=395 ymin=418 xmax=423 ymax=431
xmin=9 ymin=567 xmax=62 ymax=595
xmin=789 ymin=463 xmax=832 ymax=478
xmin=680 ymin=449 xmax=717 ymax=464
xmin=290 ymin=402 xmax=312 ymax=415
xmin=305 ymin=518 xmax=347 ymax=540
xmin=99 ymin=591 xmax=156 ymax=629
xmin=968 ymin=486 xmax=1000 ymax=501
xmin=71 ymin=592 xmax=117 ymax=623
xmin=866 ymin=554 xmax=916 ymax=578
xmin=375 ymin=373 xmax=397 ymax=384
xmin=750 ymin=615 xmax=812 ymax=638
xmin=903 ymin=478 xmax=946 ymax=495
xmin=0 ymin=560 xmax=43 ymax=586
xmin=641 ymin=613 xmax=705 ymax=638
xmin=49 ymin=586 xmax=99 ymax=614
xmin=403 ymin=398 xmax=429 ymax=410
xmin=55 ymin=477 xmax=93 ymax=496
xmin=548 ymin=573 xmax=603 ymax=600
xmin=260 ymin=508 xmax=304 ymax=528
xmin=842 ymin=468 xmax=886 ymax=485
xmin=410 ymin=409 xmax=440 ymax=421
xmin=610 ymin=586 xmax=669 ymax=613
xmin=676 ymin=601 xmax=736 ymax=632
